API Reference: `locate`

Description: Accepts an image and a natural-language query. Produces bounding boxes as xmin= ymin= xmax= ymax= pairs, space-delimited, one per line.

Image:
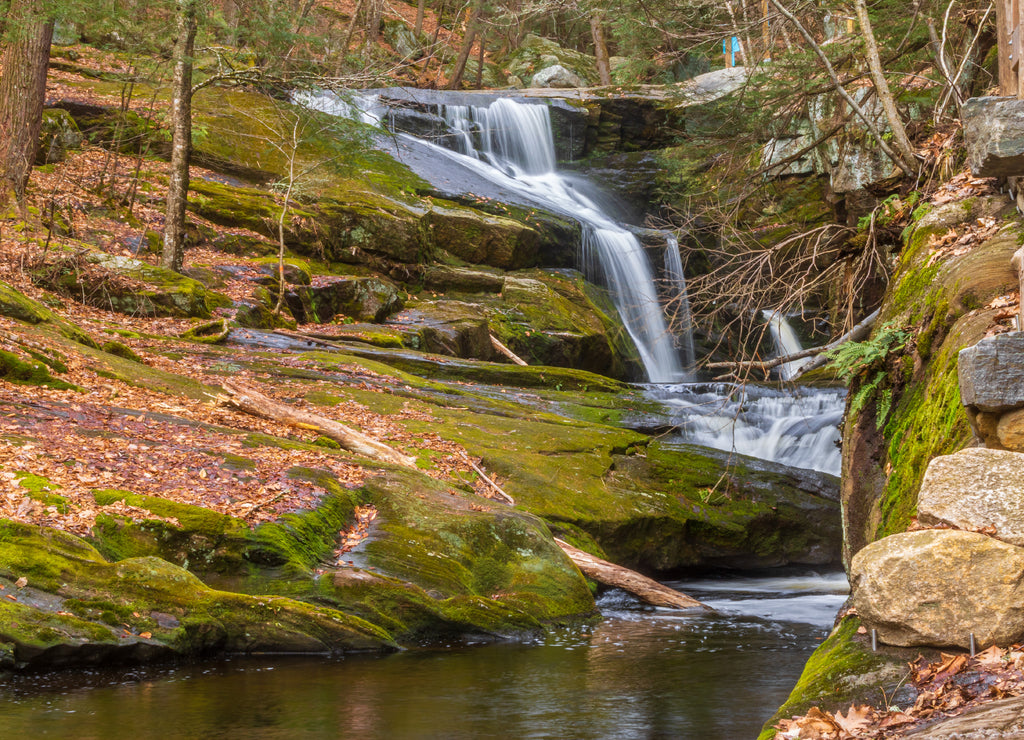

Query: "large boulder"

xmin=531 ymin=65 xmax=585 ymax=89
xmin=285 ymin=276 xmax=403 ymax=324
xmin=918 ymin=448 xmax=1024 ymax=546
xmin=850 ymin=529 xmax=1024 ymax=649
xmin=398 ymin=300 xmax=493 ymax=359
xmin=963 ymin=96 xmax=1024 ymax=178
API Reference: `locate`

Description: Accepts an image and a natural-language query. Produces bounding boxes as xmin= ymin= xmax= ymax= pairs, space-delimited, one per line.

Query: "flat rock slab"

xmin=850 ymin=529 xmax=1024 ymax=649
xmin=905 ymin=694 xmax=1024 ymax=737
xmin=964 ymin=96 xmax=1024 ymax=178
xmin=919 ymin=448 xmax=1024 ymax=546
xmin=959 ymin=331 xmax=1024 ymax=413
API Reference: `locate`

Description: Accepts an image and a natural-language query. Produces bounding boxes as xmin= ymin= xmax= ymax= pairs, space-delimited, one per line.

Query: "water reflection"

xmin=0 ymin=571 xmax=847 ymax=739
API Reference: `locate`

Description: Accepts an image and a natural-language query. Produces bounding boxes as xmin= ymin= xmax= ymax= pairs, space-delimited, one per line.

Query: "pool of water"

xmin=0 ymin=571 xmax=848 ymax=739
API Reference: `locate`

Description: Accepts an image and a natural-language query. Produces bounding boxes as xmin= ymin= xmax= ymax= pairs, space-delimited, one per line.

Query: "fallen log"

xmin=490 ymin=334 xmax=528 ymax=365
xmin=219 ymin=381 xmax=417 ymax=469
xmin=555 ymin=539 xmax=711 ymax=610
xmin=792 ymin=308 xmax=879 ymax=380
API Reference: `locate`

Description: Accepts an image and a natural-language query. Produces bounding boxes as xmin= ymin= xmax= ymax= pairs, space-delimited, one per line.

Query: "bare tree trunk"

xmin=852 ymin=0 xmax=917 ymax=167
xmin=364 ymin=0 xmax=383 ymax=45
xmin=446 ymin=4 xmax=481 ymax=89
xmin=343 ymin=0 xmax=367 ymax=50
xmin=415 ymin=0 xmax=426 ymax=35
xmin=0 ymin=2 xmax=54 ymax=204
xmin=768 ymin=0 xmax=917 ymax=177
xmin=591 ymin=12 xmax=612 ymax=85
xmin=161 ymin=0 xmax=199 ymax=273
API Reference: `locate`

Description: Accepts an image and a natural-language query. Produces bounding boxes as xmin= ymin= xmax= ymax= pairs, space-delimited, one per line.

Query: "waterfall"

xmin=663 ymin=235 xmax=696 ymax=372
xmin=763 ymin=310 xmax=810 ymax=381
xmin=387 ymin=97 xmax=689 ymax=383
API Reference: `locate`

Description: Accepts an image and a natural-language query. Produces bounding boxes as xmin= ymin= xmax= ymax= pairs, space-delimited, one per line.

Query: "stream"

xmin=0 ymin=572 xmax=848 ymax=739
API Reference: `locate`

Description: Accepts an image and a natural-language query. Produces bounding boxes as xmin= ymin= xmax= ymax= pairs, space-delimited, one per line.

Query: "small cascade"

xmin=652 ymin=383 xmax=844 ymax=475
xmin=663 ymin=235 xmax=696 ymax=371
xmin=763 ymin=310 xmax=811 ymax=381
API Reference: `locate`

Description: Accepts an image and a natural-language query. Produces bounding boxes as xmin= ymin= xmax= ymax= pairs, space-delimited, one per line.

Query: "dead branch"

xmin=461 ymin=453 xmax=515 ymax=504
xmin=219 ymin=380 xmax=417 ymax=469
xmin=555 ymin=539 xmax=710 ymax=610
xmin=490 ymin=334 xmax=527 ymax=365
xmin=791 ymin=308 xmax=880 ymax=379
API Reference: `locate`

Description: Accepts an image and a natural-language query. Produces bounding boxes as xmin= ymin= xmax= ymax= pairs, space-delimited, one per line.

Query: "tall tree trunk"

xmin=364 ymin=0 xmax=383 ymax=45
xmin=446 ymin=4 xmax=481 ymax=90
xmin=0 ymin=1 xmax=54 ymax=204
xmin=415 ymin=0 xmax=426 ymax=35
xmin=591 ymin=12 xmax=612 ymax=85
xmin=162 ymin=0 xmax=199 ymax=273
xmin=852 ymin=0 xmax=917 ymax=167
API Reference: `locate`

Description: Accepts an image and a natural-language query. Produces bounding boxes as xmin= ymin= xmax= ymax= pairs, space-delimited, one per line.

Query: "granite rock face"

xmin=530 ymin=64 xmax=585 ymax=89
xmin=964 ymin=96 xmax=1024 ymax=178
xmin=918 ymin=448 xmax=1024 ymax=546
xmin=959 ymin=332 xmax=1024 ymax=413
xmin=850 ymin=529 xmax=1024 ymax=649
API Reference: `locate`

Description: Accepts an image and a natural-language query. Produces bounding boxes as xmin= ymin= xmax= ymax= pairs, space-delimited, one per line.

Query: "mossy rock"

xmin=0 ymin=349 xmax=79 ymax=390
xmin=35 ymin=249 xmax=229 ymax=319
xmin=0 ymin=280 xmax=97 ymax=347
xmin=37 ymin=108 xmax=83 ymax=165
xmin=285 ymin=276 xmax=403 ymax=324
xmin=88 ymin=490 xmax=252 ymax=575
xmin=0 ymin=521 xmax=394 ymax=670
xmin=841 ymin=197 xmax=1019 ymax=561
xmin=757 ymin=618 xmax=911 ymax=739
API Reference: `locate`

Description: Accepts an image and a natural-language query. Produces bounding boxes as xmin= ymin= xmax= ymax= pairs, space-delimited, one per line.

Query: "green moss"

xmin=0 ymin=280 xmax=97 ymax=348
xmin=246 ymin=468 xmax=362 ymax=572
xmin=100 ymin=340 xmax=144 ymax=363
xmin=88 ymin=489 xmax=251 ymax=573
xmin=0 ymin=349 xmax=78 ymax=390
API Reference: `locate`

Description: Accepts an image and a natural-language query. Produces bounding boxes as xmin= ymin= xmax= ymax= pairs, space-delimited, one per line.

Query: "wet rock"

xmin=286 ymin=277 xmax=403 ymax=324
xmin=531 ymin=65 xmax=585 ymax=89
xmin=918 ymin=448 xmax=1024 ymax=546
xmin=419 ymin=265 xmax=504 ymax=294
xmin=963 ymin=96 xmax=1024 ymax=178
xmin=850 ymin=529 xmax=1024 ymax=649
xmin=959 ymin=331 xmax=1024 ymax=413
xmin=400 ymin=301 xmax=493 ymax=359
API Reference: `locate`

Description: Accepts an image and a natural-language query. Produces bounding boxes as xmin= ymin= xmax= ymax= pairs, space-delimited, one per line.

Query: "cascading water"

xmin=763 ymin=310 xmax=811 ymax=381
xmin=663 ymin=235 xmax=696 ymax=372
xmin=374 ymin=96 xmax=689 ymax=383
xmin=651 ymin=383 xmax=844 ymax=475
xmin=303 ymin=89 xmax=845 ymax=474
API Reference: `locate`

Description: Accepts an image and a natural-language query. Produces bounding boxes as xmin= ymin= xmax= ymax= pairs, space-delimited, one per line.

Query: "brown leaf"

xmin=14 ymin=576 xmax=27 ymax=589
xmin=139 ymin=631 xmax=152 ymax=639
xmin=834 ymin=704 xmax=873 ymax=735
xmin=975 ymin=645 xmax=1005 ymax=668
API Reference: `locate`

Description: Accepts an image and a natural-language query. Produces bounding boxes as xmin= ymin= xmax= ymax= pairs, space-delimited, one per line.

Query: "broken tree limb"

xmin=791 ymin=308 xmax=880 ymax=380
xmin=461 ymin=453 xmax=515 ymax=505
xmin=219 ymin=380 xmax=417 ymax=469
xmin=554 ymin=539 xmax=711 ymax=610
xmin=489 ymin=334 xmax=527 ymax=365
xmin=703 ymin=309 xmax=880 ymax=379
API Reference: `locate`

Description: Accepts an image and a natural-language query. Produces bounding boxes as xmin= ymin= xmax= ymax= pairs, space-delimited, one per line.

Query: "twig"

xmin=462 ymin=453 xmax=514 ymax=504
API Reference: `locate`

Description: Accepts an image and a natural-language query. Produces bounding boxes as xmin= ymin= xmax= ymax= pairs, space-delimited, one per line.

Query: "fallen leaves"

xmin=925 ymin=216 xmax=999 ymax=267
xmin=775 ymin=642 xmax=1024 ymax=738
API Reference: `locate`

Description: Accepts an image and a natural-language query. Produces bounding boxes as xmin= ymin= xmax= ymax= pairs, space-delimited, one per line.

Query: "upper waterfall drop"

xmin=763 ymin=310 xmax=811 ymax=381
xmin=351 ymin=94 xmax=691 ymax=383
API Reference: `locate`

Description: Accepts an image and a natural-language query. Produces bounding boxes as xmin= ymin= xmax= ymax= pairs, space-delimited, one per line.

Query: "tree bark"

xmin=446 ymin=4 xmax=481 ymax=89
xmin=0 ymin=2 xmax=54 ymax=203
xmin=415 ymin=0 xmax=426 ymax=36
xmin=555 ymin=540 xmax=711 ymax=610
xmin=852 ymin=0 xmax=917 ymax=167
xmin=220 ymin=381 xmax=418 ymax=468
xmin=161 ymin=0 xmax=199 ymax=273
xmin=591 ymin=12 xmax=612 ymax=85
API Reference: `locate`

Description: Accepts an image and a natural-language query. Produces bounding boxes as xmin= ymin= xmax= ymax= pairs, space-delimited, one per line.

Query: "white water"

xmin=651 ymin=383 xmax=845 ymax=475
xmin=663 ymin=235 xmax=696 ymax=371
xmin=763 ymin=310 xmax=811 ymax=381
